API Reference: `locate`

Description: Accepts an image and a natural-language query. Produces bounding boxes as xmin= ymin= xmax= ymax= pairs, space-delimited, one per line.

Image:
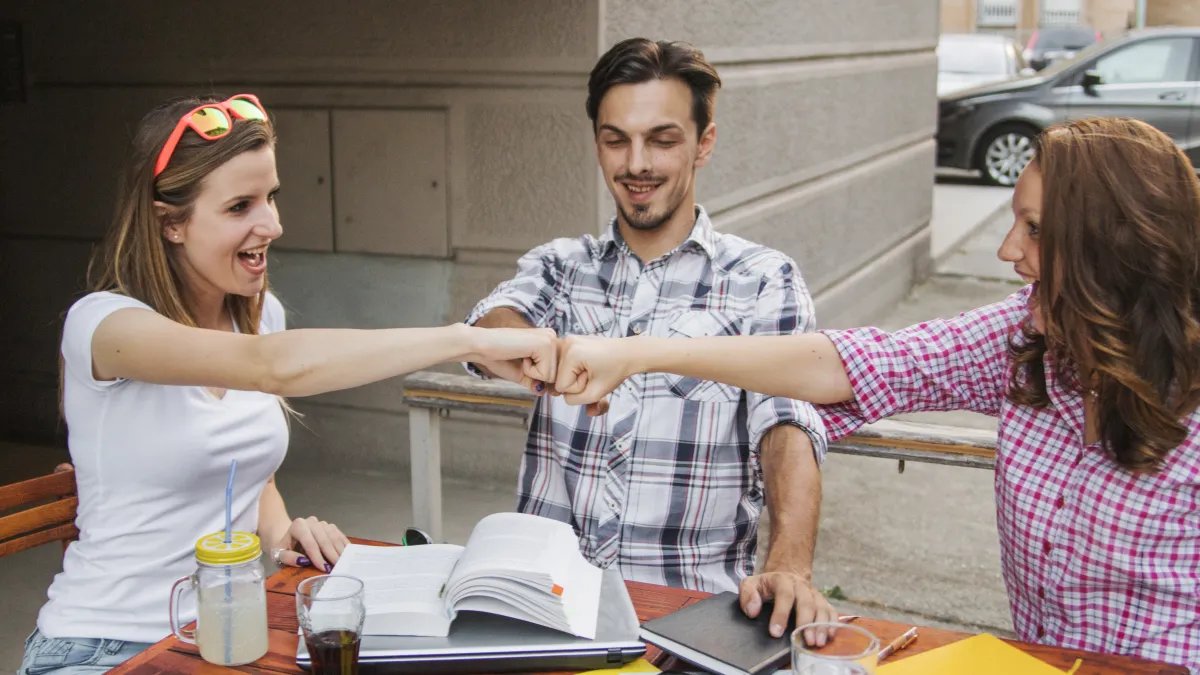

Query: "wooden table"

xmin=111 ymin=539 xmax=1187 ymax=675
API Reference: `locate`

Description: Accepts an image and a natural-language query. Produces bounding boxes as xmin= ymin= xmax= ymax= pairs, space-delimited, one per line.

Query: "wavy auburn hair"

xmin=1008 ymin=117 xmax=1200 ymax=473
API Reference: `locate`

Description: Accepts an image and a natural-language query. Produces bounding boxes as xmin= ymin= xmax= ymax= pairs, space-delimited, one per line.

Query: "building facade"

xmin=942 ymin=0 xmax=1198 ymax=42
xmin=1 ymin=1 xmax=938 ymax=479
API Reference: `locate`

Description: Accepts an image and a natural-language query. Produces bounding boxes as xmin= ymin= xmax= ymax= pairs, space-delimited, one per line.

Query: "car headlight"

xmin=939 ymin=100 xmax=977 ymax=124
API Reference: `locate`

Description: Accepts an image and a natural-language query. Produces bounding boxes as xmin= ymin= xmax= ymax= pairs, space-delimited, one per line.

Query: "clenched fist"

xmin=467 ymin=326 xmax=559 ymax=393
xmin=554 ymin=335 xmax=637 ymax=414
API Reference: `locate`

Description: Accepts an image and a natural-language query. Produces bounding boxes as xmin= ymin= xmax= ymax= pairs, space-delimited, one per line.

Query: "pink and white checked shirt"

xmin=818 ymin=285 xmax=1200 ymax=673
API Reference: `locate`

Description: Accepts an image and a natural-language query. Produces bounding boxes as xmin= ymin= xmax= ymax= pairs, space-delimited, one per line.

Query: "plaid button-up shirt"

xmin=818 ymin=285 xmax=1200 ymax=673
xmin=466 ymin=207 xmax=827 ymax=593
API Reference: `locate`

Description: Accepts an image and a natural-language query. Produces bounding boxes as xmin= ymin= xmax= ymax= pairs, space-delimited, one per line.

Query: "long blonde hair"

xmin=88 ymin=95 xmax=276 ymax=328
xmin=61 ymin=96 xmax=281 ymax=413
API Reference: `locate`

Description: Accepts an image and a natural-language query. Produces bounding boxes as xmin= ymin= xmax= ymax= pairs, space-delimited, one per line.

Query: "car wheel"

xmin=976 ymin=124 xmax=1038 ymax=187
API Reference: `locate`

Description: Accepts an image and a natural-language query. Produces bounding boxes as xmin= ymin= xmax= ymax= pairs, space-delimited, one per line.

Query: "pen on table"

xmin=877 ymin=627 xmax=919 ymax=661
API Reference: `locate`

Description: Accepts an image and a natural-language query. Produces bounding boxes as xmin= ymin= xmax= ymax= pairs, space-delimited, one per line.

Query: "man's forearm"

xmin=474 ymin=307 xmax=535 ymax=330
xmin=760 ymin=424 xmax=822 ymax=578
xmin=472 ymin=307 xmax=536 ymax=379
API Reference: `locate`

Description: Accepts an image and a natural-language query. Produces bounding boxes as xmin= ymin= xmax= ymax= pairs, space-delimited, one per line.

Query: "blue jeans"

xmin=18 ymin=630 xmax=150 ymax=675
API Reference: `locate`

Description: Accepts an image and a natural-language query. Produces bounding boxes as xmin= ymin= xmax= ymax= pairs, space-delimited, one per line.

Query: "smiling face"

xmin=160 ymin=146 xmax=282 ymax=299
xmin=594 ymin=78 xmax=715 ymax=232
xmin=997 ymin=160 xmax=1044 ymax=330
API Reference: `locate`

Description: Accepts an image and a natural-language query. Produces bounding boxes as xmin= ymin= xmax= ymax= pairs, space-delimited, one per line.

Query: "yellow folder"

xmin=878 ymin=633 xmax=1067 ymax=674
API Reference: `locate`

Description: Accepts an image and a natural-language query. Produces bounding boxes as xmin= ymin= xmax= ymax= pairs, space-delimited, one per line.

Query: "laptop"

xmin=296 ymin=566 xmax=646 ymax=673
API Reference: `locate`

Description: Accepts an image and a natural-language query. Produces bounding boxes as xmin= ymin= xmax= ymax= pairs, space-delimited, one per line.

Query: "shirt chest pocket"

xmin=661 ymin=310 xmax=745 ymax=403
xmin=569 ymin=304 xmax=617 ymax=337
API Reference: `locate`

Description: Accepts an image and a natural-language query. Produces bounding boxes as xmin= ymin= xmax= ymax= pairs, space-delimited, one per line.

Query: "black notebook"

xmin=639 ymin=592 xmax=792 ymax=675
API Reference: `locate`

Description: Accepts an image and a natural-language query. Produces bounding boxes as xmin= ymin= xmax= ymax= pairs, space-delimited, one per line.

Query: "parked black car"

xmin=938 ymin=27 xmax=1200 ymax=186
xmin=1023 ymin=25 xmax=1102 ymax=71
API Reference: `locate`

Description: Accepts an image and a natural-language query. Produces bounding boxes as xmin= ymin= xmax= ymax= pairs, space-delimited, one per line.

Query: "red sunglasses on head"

xmin=154 ymin=94 xmax=269 ymax=178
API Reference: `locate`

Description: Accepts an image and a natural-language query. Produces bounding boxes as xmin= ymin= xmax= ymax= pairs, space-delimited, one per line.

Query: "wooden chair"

xmin=0 ymin=463 xmax=79 ymax=558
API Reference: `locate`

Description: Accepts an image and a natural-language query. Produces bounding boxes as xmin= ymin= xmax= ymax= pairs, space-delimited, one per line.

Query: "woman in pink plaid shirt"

xmin=556 ymin=117 xmax=1200 ymax=673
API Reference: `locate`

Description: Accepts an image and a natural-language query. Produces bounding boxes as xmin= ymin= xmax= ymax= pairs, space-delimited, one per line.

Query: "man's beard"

xmin=618 ymin=201 xmax=679 ymax=231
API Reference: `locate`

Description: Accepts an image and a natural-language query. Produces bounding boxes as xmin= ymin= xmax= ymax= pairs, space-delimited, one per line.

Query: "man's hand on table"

xmin=740 ymin=568 xmax=838 ymax=644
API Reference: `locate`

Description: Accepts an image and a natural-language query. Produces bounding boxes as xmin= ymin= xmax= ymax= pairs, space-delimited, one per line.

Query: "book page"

xmin=448 ymin=512 xmax=565 ymax=586
xmin=445 ymin=513 xmax=602 ymax=638
xmin=330 ymin=543 xmax=464 ymax=637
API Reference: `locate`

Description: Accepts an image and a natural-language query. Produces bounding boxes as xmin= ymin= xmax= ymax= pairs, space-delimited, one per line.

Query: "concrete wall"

xmin=943 ymin=0 xmax=979 ymax=33
xmin=1 ymin=0 xmax=937 ymax=481
xmin=1087 ymin=0 xmax=1136 ymax=34
xmin=1148 ymin=0 xmax=1200 ymax=26
xmin=604 ymin=0 xmax=939 ymax=329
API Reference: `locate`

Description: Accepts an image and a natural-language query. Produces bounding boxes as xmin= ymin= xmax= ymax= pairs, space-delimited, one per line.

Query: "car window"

xmin=1093 ymin=38 xmax=1195 ymax=84
xmin=1036 ymin=28 xmax=1098 ymax=51
xmin=937 ymin=38 xmax=1009 ymax=75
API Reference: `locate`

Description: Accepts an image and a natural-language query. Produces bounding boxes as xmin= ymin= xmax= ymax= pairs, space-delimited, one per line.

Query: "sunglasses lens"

xmin=228 ymin=97 xmax=267 ymax=122
xmin=189 ymin=107 xmax=231 ymax=138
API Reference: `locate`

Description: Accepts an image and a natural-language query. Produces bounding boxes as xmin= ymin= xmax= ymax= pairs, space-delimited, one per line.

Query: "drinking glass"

xmin=297 ymin=575 xmax=366 ymax=675
xmin=791 ymin=622 xmax=880 ymax=675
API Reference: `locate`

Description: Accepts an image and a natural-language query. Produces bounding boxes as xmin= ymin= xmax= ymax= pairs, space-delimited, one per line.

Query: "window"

xmin=1093 ymin=38 xmax=1196 ymax=85
xmin=1035 ymin=27 xmax=1098 ymax=51
xmin=977 ymin=0 xmax=1017 ymax=28
xmin=1040 ymin=0 xmax=1082 ymax=26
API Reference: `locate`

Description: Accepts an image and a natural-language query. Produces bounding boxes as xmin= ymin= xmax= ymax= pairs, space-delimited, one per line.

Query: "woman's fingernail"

xmin=297 ymin=556 xmax=310 ymax=567
xmin=325 ymin=563 xmax=333 ymax=573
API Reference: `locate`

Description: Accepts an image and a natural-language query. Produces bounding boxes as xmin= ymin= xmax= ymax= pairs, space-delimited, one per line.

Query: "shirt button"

xmin=1043 ymin=540 xmax=1052 ymax=554
xmin=1055 ymin=496 xmax=1065 ymax=509
xmin=1037 ymin=626 xmax=1046 ymax=639
xmin=632 ymin=324 xmax=642 ymax=335
xmin=1038 ymin=586 xmax=1046 ymax=600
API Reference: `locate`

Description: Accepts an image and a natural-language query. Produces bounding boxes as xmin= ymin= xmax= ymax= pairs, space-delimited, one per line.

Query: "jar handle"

xmin=169 ymin=575 xmax=197 ymax=645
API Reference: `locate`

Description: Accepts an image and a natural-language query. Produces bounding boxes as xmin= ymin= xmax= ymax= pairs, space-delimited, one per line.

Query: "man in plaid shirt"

xmin=466 ymin=37 xmax=835 ymax=637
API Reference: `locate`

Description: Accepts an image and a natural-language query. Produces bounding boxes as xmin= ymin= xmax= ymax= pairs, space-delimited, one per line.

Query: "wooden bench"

xmin=402 ymin=371 xmax=997 ymax=540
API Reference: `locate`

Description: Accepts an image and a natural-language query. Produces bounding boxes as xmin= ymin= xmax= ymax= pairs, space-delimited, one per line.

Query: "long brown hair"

xmin=1008 ymin=117 xmax=1200 ymax=472
xmin=88 ymin=95 xmax=276 ymax=330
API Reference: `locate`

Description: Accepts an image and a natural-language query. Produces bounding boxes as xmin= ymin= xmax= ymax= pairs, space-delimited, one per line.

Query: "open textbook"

xmin=329 ymin=512 xmax=602 ymax=639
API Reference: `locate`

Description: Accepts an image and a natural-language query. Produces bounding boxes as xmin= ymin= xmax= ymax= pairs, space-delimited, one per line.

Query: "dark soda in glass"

xmin=305 ymin=629 xmax=361 ymax=675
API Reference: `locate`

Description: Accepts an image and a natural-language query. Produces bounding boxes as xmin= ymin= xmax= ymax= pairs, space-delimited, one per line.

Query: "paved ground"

xmin=810 ymin=183 xmax=1024 ymax=634
xmin=930 ymin=178 xmax=1011 ymax=262
xmin=0 ymin=182 xmax=1023 ymax=672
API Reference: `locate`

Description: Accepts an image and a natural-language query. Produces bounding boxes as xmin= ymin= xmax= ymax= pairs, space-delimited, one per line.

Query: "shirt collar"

xmin=596 ymin=205 xmax=717 ymax=261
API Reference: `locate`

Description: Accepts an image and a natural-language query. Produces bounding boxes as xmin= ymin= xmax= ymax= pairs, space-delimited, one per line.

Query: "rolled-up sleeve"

xmin=465 ymin=244 xmax=563 ymax=329
xmin=745 ymin=262 xmax=829 ymax=464
xmin=817 ymin=286 xmax=1033 ymax=441
xmin=463 ymin=244 xmax=564 ymax=378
